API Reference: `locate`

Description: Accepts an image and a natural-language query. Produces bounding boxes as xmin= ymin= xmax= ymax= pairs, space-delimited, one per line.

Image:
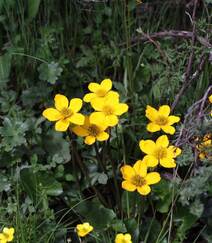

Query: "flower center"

xmin=103 ymin=105 xmax=114 ymax=115
xmin=88 ymin=125 xmax=100 ymax=136
xmin=156 ymin=116 xmax=168 ymax=126
xmin=155 ymin=147 xmax=167 ymax=159
xmin=96 ymin=88 xmax=107 ymax=97
xmin=61 ymin=108 xmax=73 ymax=118
xmin=131 ymin=175 xmax=146 ymax=187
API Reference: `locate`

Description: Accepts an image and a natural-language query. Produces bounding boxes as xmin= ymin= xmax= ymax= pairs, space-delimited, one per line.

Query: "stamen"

xmin=88 ymin=125 xmax=100 ymax=136
xmin=131 ymin=175 xmax=146 ymax=187
xmin=156 ymin=116 xmax=168 ymax=126
xmin=103 ymin=105 xmax=114 ymax=115
xmin=61 ymin=108 xmax=73 ymax=118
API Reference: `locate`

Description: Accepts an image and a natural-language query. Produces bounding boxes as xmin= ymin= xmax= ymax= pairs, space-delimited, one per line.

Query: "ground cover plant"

xmin=0 ymin=0 xmax=212 ymax=242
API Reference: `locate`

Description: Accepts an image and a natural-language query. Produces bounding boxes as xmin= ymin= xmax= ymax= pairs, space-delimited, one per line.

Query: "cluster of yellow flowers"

xmin=0 ymin=227 xmax=14 ymax=243
xmin=120 ymin=105 xmax=181 ymax=196
xmin=43 ymin=79 xmax=128 ymax=145
xmin=75 ymin=222 xmax=132 ymax=243
xmin=196 ymin=134 xmax=212 ymax=160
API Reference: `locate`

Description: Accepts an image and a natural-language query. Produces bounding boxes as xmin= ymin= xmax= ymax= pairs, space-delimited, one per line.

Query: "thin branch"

xmin=120 ymin=30 xmax=212 ymax=48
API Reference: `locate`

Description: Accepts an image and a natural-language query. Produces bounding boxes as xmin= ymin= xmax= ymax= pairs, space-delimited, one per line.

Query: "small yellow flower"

xmin=0 ymin=227 xmax=15 ymax=243
xmin=115 ymin=233 xmax=132 ymax=243
xmin=42 ymin=94 xmax=85 ymax=132
xmin=90 ymin=93 xmax=128 ymax=127
xmin=145 ymin=105 xmax=180 ymax=134
xmin=72 ymin=115 xmax=109 ymax=145
xmin=196 ymin=134 xmax=212 ymax=160
xmin=120 ymin=160 xmax=161 ymax=196
xmin=139 ymin=135 xmax=181 ymax=168
xmin=209 ymin=95 xmax=212 ymax=103
xmin=76 ymin=222 xmax=93 ymax=238
xmin=83 ymin=78 xmax=119 ymax=103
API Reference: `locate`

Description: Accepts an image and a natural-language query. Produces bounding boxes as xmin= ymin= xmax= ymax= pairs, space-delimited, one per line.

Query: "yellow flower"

xmin=76 ymin=222 xmax=93 ymax=237
xmin=139 ymin=135 xmax=181 ymax=168
xmin=145 ymin=105 xmax=180 ymax=134
xmin=83 ymin=78 xmax=119 ymax=103
xmin=209 ymin=95 xmax=212 ymax=103
xmin=90 ymin=93 xmax=128 ymax=127
xmin=42 ymin=94 xmax=85 ymax=132
xmin=120 ymin=160 xmax=161 ymax=195
xmin=196 ymin=134 xmax=212 ymax=160
xmin=72 ymin=115 xmax=109 ymax=145
xmin=115 ymin=233 xmax=132 ymax=243
xmin=0 ymin=227 xmax=15 ymax=243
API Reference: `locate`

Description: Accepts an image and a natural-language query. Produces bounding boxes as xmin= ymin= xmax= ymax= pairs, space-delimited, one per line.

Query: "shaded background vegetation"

xmin=0 ymin=0 xmax=211 ymax=242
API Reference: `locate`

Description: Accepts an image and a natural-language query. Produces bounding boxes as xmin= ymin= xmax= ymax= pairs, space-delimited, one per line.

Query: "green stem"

xmin=94 ymin=143 xmax=107 ymax=173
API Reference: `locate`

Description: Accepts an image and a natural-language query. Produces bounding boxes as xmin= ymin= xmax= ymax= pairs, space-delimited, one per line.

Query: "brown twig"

xmin=121 ymin=30 xmax=212 ymax=49
xmin=171 ymin=52 xmax=207 ymax=112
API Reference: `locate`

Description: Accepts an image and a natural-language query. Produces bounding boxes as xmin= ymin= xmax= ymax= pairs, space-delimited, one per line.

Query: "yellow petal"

xmin=156 ymin=135 xmax=169 ymax=148
xmin=146 ymin=122 xmax=161 ymax=132
xmin=114 ymin=103 xmax=128 ymax=115
xmin=115 ymin=233 xmax=132 ymax=243
xmin=55 ymin=119 xmax=70 ymax=131
xmin=83 ymin=93 xmax=97 ymax=103
xmin=0 ymin=233 xmax=6 ymax=240
xmin=90 ymin=112 xmax=106 ymax=125
xmin=85 ymin=135 xmax=96 ymax=145
xmin=143 ymin=155 xmax=158 ymax=167
xmin=168 ymin=146 xmax=182 ymax=158
xmin=145 ymin=172 xmax=161 ymax=185
xmin=42 ymin=108 xmax=61 ymax=121
xmin=69 ymin=98 xmax=83 ymax=112
xmin=54 ymin=94 xmax=69 ymax=111
xmin=106 ymin=115 xmax=118 ymax=127
xmin=139 ymin=140 xmax=156 ymax=155
xmin=69 ymin=113 xmax=85 ymax=125
xmin=96 ymin=132 xmax=109 ymax=141
xmin=133 ymin=160 xmax=147 ymax=177
xmin=104 ymin=92 xmax=119 ymax=105
xmin=100 ymin=78 xmax=112 ymax=92
xmin=72 ymin=126 xmax=89 ymax=137
xmin=209 ymin=95 xmax=212 ymax=103
xmin=168 ymin=115 xmax=180 ymax=125
xmin=145 ymin=105 xmax=158 ymax=121
xmin=122 ymin=180 xmax=136 ymax=191
xmin=137 ymin=185 xmax=151 ymax=195
xmin=106 ymin=91 xmax=119 ymax=99
xmin=91 ymin=98 xmax=104 ymax=111
xmin=160 ymin=158 xmax=176 ymax=168
xmin=120 ymin=165 xmax=135 ymax=180
xmin=161 ymin=125 xmax=175 ymax=135
xmin=88 ymin=82 xmax=100 ymax=92
xmin=159 ymin=105 xmax=170 ymax=117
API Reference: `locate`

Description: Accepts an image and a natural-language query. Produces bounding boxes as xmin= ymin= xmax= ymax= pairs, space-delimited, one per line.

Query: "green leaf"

xmin=28 ymin=0 xmax=41 ymax=20
xmin=75 ymin=199 xmax=116 ymax=230
xmin=20 ymin=168 xmax=63 ymax=203
xmin=124 ymin=218 xmax=139 ymax=243
xmin=20 ymin=168 xmax=38 ymax=203
xmin=140 ymin=218 xmax=161 ymax=243
xmin=173 ymin=206 xmax=198 ymax=243
xmin=111 ymin=219 xmax=126 ymax=232
xmin=38 ymin=62 xmax=63 ymax=84
xmin=153 ymin=179 xmax=173 ymax=213
xmin=37 ymin=172 xmax=63 ymax=196
xmin=0 ymin=174 xmax=11 ymax=192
